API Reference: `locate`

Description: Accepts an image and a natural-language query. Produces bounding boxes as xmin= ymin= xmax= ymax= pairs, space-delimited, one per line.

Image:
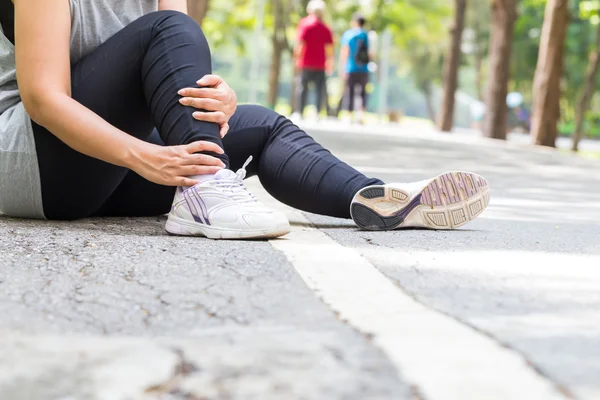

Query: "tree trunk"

xmin=289 ymin=0 xmax=311 ymax=111
xmin=475 ymin=50 xmax=484 ymax=101
xmin=289 ymin=68 xmax=298 ymax=112
xmin=483 ymin=0 xmax=517 ymax=140
xmin=268 ymin=0 xmax=288 ymax=109
xmin=572 ymin=23 xmax=600 ymax=152
xmin=531 ymin=0 xmax=569 ymax=147
xmin=472 ymin=16 xmax=485 ymax=102
xmin=187 ymin=0 xmax=210 ymax=26
xmin=423 ymin=82 xmax=437 ymax=123
xmin=268 ymin=40 xmax=285 ymax=109
xmin=438 ymin=0 xmax=468 ymax=132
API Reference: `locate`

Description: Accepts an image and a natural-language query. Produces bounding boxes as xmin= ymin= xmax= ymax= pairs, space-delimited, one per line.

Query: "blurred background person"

xmin=339 ymin=13 xmax=372 ymax=124
xmin=291 ymin=0 xmax=334 ymax=121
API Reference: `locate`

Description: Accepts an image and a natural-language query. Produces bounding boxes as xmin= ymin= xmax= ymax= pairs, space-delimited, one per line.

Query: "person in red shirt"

xmin=292 ymin=0 xmax=334 ymax=119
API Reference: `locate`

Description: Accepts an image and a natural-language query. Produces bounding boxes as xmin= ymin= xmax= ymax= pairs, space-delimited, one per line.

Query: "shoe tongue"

xmin=214 ymin=169 xmax=237 ymax=180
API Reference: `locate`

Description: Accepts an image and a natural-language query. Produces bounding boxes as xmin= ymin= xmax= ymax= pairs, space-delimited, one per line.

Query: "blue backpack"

xmin=354 ymin=35 xmax=370 ymax=66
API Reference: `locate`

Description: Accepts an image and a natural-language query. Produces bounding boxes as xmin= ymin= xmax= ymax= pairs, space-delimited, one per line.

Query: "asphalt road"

xmin=1 ymin=122 xmax=598 ymax=400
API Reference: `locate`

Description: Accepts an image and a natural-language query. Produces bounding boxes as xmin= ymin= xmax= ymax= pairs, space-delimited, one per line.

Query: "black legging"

xmin=345 ymin=72 xmax=369 ymax=112
xmin=33 ymin=11 xmax=382 ymax=221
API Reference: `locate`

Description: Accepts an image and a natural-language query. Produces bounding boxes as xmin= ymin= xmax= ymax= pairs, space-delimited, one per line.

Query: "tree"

xmin=572 ymin=2 xmax=600 ymax=151
xmin=465 ymin=0 xmax=491 ymax=101
xmin=370 ymin=0 xmax=449 ymax=121
xmin=188 ymin=0 xmax=211 ymax=27
xmin=408 ymin=43 xmax=446 ymax=122
xmin=531 ymin=0 xmax=570 ymax=147
xmin=484 ymin=0 xmax=518 ymax=140
xmin=287 ymin=0 xmax=317 ymax=112
xmin=267 ymin=0 xmax=291 ymax=108
xmin=438 ymin=0 xmax=468 ymax=132
xmin=572 ymin=22 xmax=600 ymax=151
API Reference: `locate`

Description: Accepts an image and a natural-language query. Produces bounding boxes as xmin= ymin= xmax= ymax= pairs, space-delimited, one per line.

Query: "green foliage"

xmin=506 ymin=0 xmax=600 ymax=125
xmin=202 ymin=0 xmax=255 ymax=54
xmin=580 ymin=0 xmax=600 ymax=20
xmin=559 ymin=114 xmax=600 ymax=137
xmin=199 ymin=0 xmax=600 ymax=132
xmin=511 ymin=1 xmax=545 ymax=98
xmin=369 ymin=0 xmax=451 ymax=46
xmin=371 ymin=0 xmax=451 ymax=109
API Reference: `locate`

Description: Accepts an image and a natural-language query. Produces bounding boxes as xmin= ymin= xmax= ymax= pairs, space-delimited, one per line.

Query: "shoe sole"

xmin=351 ymin=172 xmax=490 ymax=231
xmin=165 ymin=215 xmax=291 ymax=240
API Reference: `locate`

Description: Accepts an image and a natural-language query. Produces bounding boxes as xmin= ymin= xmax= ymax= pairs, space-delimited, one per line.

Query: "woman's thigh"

xmin=92 ymin=130 xmax=176 ymax=217
xmin=35 ymin=12 xmax=183 ymax=220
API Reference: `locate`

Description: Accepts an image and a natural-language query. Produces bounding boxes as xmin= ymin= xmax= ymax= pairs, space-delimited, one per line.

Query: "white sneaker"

xmin=351 ymin=172 xmax=490 ymax=230
xmin=165 ymin=157 xmax=291 ymax=239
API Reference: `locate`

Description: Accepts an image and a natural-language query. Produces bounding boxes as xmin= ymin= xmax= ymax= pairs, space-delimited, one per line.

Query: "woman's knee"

xmin=234 ymin=105 xmax=285 ymax=131
xmin=238 ymin=104 xmax=278 ymax=118
xmin=146 ymin=11 xmax=209 ymax=46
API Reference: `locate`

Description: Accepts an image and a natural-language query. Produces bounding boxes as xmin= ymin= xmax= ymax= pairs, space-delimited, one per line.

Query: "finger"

xmin=179 ymin=165 xmax=223 ymax=177
xmin=176 ymin=177 xmax=199 ymax=187
xmin=185 ymin=140 xmax=225 ymax=154
xmin=182 ymin=153 xmax=226 ymax=167
xmin=220 ymin=123 xmax=230 ymax=139
xmin=179 ymin=97 xmax=222 ymax=111
xmin=197 ymin=74 xmax=224 ymax=87
xmin=193 ymin=111 xmax=227 ymax=124
xmin=179 ymin=88 xmax=226 ymax=101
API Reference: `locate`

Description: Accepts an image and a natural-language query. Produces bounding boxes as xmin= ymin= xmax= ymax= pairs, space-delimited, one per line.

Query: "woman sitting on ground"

xmin=0 ymin=0 xmax=489 ymax=239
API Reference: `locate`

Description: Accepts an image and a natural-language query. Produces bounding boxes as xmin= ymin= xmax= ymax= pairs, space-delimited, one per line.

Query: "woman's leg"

xmin=314 ymin=70 xmax=326 ymax=114
xmin=92 ymin=130 xmax=176 ymax=217
xmin=225 ymin=105 xmax=490 ymax=230
xmin=358 ymin=72 xmax=369 ymax=111
xmin=95 ymin=106 xmax=490 ymax=232
xmin=223 ymin=105 xmax=383 ymax=219
xmin=345 ymin=74 xmax=356 ymax=112
xmin=33 ymin=11 xmax=223 ymax=220
xmin=297 ymin=69 xmax=310 ymax=116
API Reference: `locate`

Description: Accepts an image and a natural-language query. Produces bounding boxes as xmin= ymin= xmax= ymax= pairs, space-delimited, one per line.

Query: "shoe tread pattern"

xmin=360 ymin=187 xmax=385 ymax=199
xmin=421 ymin=172 xmax=489 ymax=229
xmin=351 ymin=203 xmax=403 ymax=231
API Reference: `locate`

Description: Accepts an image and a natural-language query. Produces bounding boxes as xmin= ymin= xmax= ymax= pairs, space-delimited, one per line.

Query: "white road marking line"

xmin=244 ymin=178 xmax=568 ymax=400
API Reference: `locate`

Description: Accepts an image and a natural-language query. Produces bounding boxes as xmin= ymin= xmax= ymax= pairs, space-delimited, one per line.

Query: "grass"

xmin=560 ymin=149 xmax=600 ymax=160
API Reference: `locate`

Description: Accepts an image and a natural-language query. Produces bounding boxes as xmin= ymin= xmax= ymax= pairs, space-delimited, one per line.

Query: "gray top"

xmin=0 ymin=0 xmax=158 ymax=218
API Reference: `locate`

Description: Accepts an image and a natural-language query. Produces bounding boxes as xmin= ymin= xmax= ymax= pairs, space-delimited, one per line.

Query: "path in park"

xmin=1 ymin=122 xmax=599 ymax=400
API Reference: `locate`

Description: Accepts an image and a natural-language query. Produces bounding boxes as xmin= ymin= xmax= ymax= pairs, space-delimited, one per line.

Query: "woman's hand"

xmin=129 ymin=140 xmax=226 ymax=187
xmin=178 ymin=75 xmax=238 ymax=138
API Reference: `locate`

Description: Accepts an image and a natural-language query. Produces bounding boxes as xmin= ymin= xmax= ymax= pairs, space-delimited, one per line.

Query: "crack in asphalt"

xmin=120 ymin=269 xmax=246 ymax=327
xmin=192 ymin=302 xmax=248 ymax=325
xmin=217 ymin=251 xmax=257 ymax=282
xmin=123 ymin=270 xmax=157 ymax=291
xmin=145 ymin=347 xmax=203 ymax=399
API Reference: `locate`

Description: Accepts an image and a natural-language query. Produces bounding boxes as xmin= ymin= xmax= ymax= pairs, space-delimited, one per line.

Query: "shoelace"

xmin=211 ymin=156 xmax=259 ymax=204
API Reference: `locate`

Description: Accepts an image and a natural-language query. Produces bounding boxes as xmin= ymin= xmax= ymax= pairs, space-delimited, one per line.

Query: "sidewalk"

xmin=299 ymin=117 xmax=600 ymax=155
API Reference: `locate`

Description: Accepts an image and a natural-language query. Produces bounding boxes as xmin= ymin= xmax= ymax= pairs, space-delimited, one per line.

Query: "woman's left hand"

xmin=178 ymin=75 xmax=238 ymax=138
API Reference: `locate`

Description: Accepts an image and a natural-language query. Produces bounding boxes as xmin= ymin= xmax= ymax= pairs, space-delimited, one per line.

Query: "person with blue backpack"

xmin=339 ymin=14 xmax=373 ymax=124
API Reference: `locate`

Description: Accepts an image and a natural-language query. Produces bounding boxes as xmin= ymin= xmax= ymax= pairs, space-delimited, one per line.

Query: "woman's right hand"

xmin=128 ymin=140 xmax=226 ymax=187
